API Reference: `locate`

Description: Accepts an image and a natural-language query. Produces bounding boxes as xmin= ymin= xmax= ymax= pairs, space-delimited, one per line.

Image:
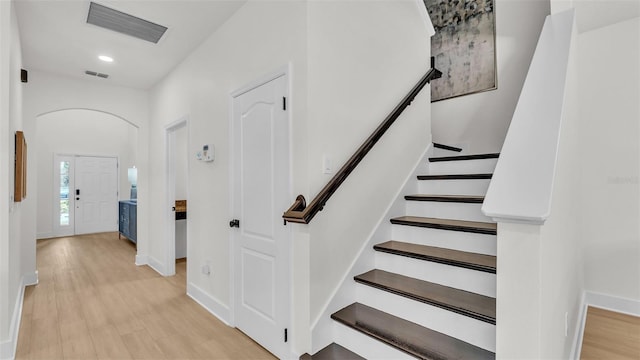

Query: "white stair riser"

xmin=405 ymin=201 xmax=491 ymax=222
xmin=428 ymin=158 xmax=498 ymax=175
xmin=374 ymin=252 xmax=496 ymax=297
xmin=333 ymin=323 xmax=413 ymax=360
xmin=417 ymin=179 xmax=491 ymax=196
xmin=391 ymin=224 xmax=497 ymax=256
xmin=356 ymin=284 xmax=496 ymax=352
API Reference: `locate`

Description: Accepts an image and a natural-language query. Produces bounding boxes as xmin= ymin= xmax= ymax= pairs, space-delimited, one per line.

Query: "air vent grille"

xmin=85 ymin=70 xmax=109 ymax=79
xmin=87 ymin=2 xmax=167 ymax=44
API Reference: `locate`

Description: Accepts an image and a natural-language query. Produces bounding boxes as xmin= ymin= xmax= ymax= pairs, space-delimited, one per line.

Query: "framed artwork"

xmin=14 ymin=131 xmax=27 ymax=202
xmin=425 ymin=0 xmax=497 ymax=101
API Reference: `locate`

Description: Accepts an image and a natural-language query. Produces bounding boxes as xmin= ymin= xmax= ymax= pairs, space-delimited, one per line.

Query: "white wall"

xmin=0 ymin=1 xmax=26 ymax=358
xmin=35 ymin=109 xmax=138 ymax=239
xmin=147 ymin=0 xmax=308 ymax=338
xmin=148 ymin=0 xmax=432 ymax=354
xmin=431 ymin=0 xmax=550 ymax=153
xmin=493 ymin=8 xmax=640 ymax=358
xmin=491 ymin=10 xmax=583 ymax=358
xmin=305 ymin=0 xmax=432 ymax=323
xmin=23 ymin=70 xmax=149 ymax=283
xmin=579 ymin=16 xmax=640 ymax=302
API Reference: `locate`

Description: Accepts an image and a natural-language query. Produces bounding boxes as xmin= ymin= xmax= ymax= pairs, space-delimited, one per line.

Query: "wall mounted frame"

xmin=14 ymin=130 xmax=27 ymax=202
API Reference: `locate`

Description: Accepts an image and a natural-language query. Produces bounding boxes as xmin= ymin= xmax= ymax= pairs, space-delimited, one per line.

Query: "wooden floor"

xmin=581 ymin=306 xmax=640 ymax=359
xmin=15 ymin=232 xmax=276 ymax=360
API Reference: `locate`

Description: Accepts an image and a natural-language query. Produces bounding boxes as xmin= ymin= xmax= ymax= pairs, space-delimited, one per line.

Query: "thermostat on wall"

xmin=196 ymin=144 xmax=214 ymax=162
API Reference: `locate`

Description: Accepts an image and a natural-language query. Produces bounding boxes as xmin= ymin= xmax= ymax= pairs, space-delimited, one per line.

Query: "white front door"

xmin=74 ymin=156 xmax=118 ymax=235
xmin=231 ymin=72 xmax=290 ymax=358
xmin=53 ymin=155 xmax=119 ymax=237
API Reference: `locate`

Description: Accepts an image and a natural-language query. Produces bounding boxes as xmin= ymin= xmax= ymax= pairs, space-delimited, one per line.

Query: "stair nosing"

xmin=331 ymin=303 xmax=495 ymax=360
xmin=354 ymin=269 xmax=496 ymax=324
xmin=300 ymin=343 xmax=365 ymax=360
xmin=417 ymin=173 xmax=493 ymax=180
xmin=433 ymin=142 xmax=463 ymax=152
xmin=404 ymin=194 xmax=485 ymax=203
xmin=428 ymin=153 xmax=500 ymax=162
xmin=390 ymin=216 xmax=497 ymax=235
xmin=374 ymin=240 xmax=496 ymax=274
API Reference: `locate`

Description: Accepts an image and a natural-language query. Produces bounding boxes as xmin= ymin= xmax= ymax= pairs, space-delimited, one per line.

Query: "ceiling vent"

xmin=87 ymin=2 xmax=167 ymax=44
xmin=85 ymin=70 xmax=109 ymax=79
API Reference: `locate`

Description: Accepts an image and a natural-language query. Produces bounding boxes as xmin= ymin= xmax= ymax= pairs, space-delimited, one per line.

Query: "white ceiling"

xmin=15 ymin=0 xmax=247 ymax=89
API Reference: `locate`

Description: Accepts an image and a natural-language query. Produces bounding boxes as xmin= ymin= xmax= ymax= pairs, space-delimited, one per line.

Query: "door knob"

xmin=229 ymin=219 xmax=240 ymax=228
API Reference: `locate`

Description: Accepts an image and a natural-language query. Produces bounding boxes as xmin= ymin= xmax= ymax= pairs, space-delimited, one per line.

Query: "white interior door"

xmin=232 ymin=72 xmax=290 ymax=358
xmin=75 ymin=156 xmax=118 ymax=235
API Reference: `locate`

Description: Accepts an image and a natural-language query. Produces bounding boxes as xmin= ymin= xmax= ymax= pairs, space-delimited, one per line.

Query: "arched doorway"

xmin=35 ymin=109 xmax=138 ymax=238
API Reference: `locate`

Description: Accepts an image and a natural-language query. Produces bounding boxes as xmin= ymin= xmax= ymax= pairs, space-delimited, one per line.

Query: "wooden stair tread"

xmin=299 ymin=343 xmax=364 ymax=360
xmin=404 ymin=194 xmax=484 ymax=203
xmin=331 ymin=303 xmax=495 ymax=360
xmin=433 ymin=142 xmax=463 ymax=152
xmin=417 ymin=173 xmax=493 ymax=180
xmin=355 ymin=269 xmax=496 ymax=324
xmin=390 ymin=216 xmax=497 ymax=235
xmin=429 ymin=153 xmax=500 ymax=162
xmin=374 ymin=240 xmax=496 ymax=273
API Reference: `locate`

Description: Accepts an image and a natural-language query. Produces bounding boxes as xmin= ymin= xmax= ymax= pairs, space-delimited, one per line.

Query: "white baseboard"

xmin=0 ymin=272 xmax=38 ymax=360
xmin=23 ymin=271 xmax=38 ymax=286
xmin=570 ymin=291 xmax=640 ymax=359
xmin=146 ymin=255 xmax=168 ymax=276
xmin=135 ymin=254 xmax=148 ymax=266
xmin=187 ymin=282 xmax=231 ymax=326
xmin=36 ymin=232 xmax=53 ymax=240
xmin=584 ymin=291 xmax=640 ymax=316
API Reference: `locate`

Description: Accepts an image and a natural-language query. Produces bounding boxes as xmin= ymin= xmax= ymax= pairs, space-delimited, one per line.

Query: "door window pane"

xmin=60 ymin=161 xmax=70 ymax=226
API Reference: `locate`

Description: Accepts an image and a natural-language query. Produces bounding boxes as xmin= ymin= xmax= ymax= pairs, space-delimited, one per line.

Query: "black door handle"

xmin=172 ymin=207 xmax=176 ymax=211
xmin=229 ymin=219 xmax=240 ymax=228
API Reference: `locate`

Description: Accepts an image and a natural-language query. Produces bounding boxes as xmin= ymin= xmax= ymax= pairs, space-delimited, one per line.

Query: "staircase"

xmin=304 ymin=149 xmax=499 ymax=359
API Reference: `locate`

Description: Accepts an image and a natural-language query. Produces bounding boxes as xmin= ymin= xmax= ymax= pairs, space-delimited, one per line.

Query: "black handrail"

xmin=283 ymin=61 xmax=442 ymax=224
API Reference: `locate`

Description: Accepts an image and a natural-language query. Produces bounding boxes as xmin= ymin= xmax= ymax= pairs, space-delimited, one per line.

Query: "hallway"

xmin=15 ymin=233 xmax=276 ymax=359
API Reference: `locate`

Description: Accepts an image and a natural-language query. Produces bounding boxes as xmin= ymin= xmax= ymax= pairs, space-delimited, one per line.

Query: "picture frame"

xmin=426 ymin=0 xmax=497 ymax=102
xmin=14 ymin=130 xmax=27 ymax=202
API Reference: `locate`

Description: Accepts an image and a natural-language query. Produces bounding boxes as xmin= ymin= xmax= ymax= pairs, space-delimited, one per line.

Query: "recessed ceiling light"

xmin=98 ymin=55 xmax=114 ymax=63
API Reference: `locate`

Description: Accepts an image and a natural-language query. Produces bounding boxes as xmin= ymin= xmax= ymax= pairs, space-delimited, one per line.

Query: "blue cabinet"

xmin=119 ymin=200 xmax=137 ymax=243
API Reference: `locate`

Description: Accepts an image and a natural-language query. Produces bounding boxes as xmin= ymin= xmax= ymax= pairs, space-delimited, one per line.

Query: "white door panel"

xmin=232 ymin=73 xmax=290 ymax=358
xmin=75 ymin=156 xmax=118 ymax=235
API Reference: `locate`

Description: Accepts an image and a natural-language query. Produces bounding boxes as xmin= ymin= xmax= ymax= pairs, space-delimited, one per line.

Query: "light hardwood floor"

xmin=581 ymin=306 xmax=640 ymax=359
xmin=15 ymin=232 xmax=276 ymax=360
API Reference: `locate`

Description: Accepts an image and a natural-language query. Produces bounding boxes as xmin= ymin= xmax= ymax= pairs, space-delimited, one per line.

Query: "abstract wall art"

xmin=425 ymin=0 xmax=497 ymax=101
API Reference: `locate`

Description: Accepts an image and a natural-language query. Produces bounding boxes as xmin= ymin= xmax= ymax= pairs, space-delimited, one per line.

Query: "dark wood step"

xmin=429 ymin=153 xmax=500 ymax=163
xmin=390 ymin=216 xmax=497 ymax=235
xmin=331 ymin=303 xmax=495 ymax=360
xmin=299 ymin=343 xmax=364 ymax=360
xmin=355 ymin=269 xmax=496 ymax=324
xmin=404 ymin=194 xmax=484 ymax=203
xmin=433 ymin=142 xmax=463 ymax=152
xmin=374 ymin=240 xmax=496 ymax=273
xmin=417 ymin=173 xmax=493 ymax=180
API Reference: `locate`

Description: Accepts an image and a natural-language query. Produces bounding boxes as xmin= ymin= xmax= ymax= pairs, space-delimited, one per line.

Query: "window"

xmin=59 ymin=161 xmax=70 ymax=226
